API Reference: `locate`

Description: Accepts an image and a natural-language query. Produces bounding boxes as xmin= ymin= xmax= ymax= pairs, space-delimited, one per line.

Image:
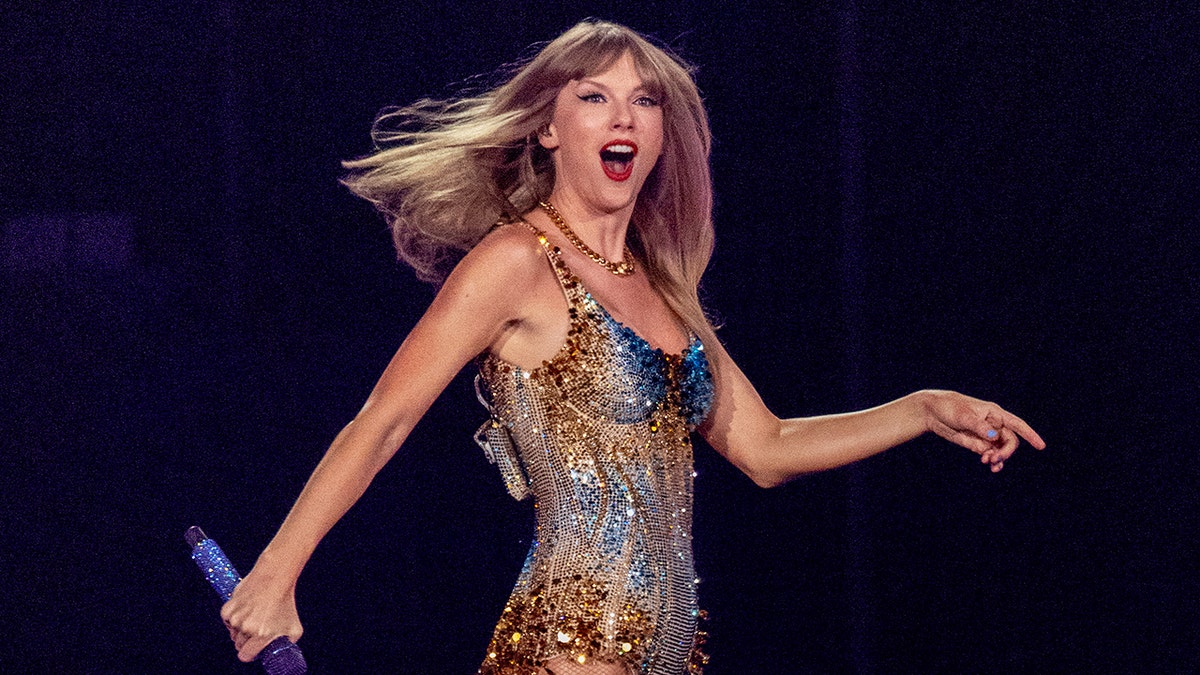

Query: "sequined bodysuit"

xmin=474 ymin=227 xmax=714 ymax=674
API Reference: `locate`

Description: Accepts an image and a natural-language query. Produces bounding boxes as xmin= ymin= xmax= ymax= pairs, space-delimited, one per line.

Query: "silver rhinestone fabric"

xmin=475 ymin=227 xmax=713 ymax=674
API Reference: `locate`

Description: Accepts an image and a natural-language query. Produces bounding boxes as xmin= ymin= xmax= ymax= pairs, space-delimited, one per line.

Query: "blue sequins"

xmin=678 ymin=342 xmax=714 ymax=428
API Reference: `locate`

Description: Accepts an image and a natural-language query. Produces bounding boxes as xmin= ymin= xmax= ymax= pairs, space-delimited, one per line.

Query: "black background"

xmin=3 ymin=2 xmax=1197 ymax=672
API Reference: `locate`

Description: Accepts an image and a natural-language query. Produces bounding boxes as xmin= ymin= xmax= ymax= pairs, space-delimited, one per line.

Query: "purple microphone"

xmin=186 ymin=526 xmax=307 ymax=675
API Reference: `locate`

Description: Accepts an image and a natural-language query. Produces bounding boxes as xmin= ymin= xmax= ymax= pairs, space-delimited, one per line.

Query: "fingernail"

xmin=986 ymin=429 xmax=998 ymax=440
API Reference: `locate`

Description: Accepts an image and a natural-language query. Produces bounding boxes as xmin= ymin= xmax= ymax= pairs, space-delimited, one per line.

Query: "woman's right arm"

xmin=219 ymin=227 xmax=552 ymax=662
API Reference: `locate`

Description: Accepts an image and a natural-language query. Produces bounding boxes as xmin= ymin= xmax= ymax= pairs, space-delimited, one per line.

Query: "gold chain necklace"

xmin=538 ymin=201 xmax=636 ymax=276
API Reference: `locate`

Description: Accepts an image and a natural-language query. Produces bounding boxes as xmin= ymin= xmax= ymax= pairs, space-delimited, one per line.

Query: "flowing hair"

xmin=342 ymin=19 xmax=718 ymax=348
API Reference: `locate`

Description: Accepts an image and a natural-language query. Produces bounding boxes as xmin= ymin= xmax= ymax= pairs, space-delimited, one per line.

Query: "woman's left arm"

xmin=697 ymin=339 xmax=1046 ymax=488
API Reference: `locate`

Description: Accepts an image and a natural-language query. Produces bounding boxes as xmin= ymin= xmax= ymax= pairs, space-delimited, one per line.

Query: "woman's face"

xmin=540 ymin=51 xmax=664 ymax=215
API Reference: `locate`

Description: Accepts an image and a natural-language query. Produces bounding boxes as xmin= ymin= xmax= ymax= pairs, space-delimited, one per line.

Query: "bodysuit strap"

xmin=519 ymin=221 xmax=588 ymax=309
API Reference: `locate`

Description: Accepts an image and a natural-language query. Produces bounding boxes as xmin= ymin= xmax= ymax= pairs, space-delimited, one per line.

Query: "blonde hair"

xmin=343 ymin=19 xmax=717 ymax=347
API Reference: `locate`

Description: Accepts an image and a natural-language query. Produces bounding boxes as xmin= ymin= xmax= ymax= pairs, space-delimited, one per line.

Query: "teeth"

xmin=605 ymin=144 xmax=634 ymax=154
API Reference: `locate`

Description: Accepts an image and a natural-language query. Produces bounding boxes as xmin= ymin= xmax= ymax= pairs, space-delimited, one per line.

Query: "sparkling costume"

xmin=474 ymin=227 xmax=714 ymax=674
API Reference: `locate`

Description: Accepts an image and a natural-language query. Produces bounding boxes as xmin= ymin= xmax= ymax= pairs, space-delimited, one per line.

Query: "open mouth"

xmin=600 ymin=141 xmax=638 ymax=181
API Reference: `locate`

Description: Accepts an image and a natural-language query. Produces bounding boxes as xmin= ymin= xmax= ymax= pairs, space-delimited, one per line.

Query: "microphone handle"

xmin=186 ymin=526 xmax=308 ymax=675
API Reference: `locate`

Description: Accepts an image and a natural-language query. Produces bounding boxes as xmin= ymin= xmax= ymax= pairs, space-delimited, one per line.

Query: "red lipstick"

xmin=600 ymin=140 xmax=638 ymax=182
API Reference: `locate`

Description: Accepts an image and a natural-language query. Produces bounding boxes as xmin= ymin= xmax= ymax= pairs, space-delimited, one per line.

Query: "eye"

xmin=634 ymin=95 xmax=660 ymax=107
xmin=578 ymin=93 xmax=606 ymax=103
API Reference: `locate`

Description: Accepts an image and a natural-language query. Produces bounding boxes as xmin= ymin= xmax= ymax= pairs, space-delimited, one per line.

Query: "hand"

xmin=921 ymin=390 xmax=1046 ymax=472
xmin=219 ymin=566 xmax=303 ymax=663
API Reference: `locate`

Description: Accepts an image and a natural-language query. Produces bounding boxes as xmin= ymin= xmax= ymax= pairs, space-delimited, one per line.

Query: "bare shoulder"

xmin=449 ymin=223 xmax=549 ymax=287
xmin=439 ymin=222 xmax=568 ymax=366
xmin=432 ymin=222 xmax=557 ymax=331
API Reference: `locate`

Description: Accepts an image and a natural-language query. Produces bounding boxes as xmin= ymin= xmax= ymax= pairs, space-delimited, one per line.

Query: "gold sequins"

xmin=476 ymin=227 xmax=710 ymax=674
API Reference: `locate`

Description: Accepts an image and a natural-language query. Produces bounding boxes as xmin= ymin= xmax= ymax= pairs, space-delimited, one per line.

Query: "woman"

xmin=221 ymin=19 xmax=1044 ymax=675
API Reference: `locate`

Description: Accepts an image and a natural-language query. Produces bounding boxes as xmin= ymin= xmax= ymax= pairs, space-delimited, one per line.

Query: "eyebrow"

xmin=574 ymin=77 xmax=649 ymax=94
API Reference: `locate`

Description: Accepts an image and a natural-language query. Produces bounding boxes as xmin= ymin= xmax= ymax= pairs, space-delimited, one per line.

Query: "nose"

xmin=610 ymin=100 xmax=634 ymax=130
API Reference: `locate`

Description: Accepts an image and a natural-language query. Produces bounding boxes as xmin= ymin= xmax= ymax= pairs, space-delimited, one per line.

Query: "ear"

xmin=538 ymin=122 xmax=559 ymax=150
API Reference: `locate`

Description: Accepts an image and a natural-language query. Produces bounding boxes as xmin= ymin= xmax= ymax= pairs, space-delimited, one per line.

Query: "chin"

xmin=598 ymin=180 xmax=648 ymax=211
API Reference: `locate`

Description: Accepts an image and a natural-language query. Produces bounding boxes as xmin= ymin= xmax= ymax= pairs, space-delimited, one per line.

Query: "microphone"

xmin=186 ymin=526 xmax=307 ymax=675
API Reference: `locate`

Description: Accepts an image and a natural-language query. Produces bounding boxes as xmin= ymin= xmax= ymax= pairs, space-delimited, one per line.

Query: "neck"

xmin=545 ymin=191 xmax=634 ymax=263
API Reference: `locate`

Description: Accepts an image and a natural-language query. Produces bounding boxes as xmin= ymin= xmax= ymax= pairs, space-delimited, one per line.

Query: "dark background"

xmin=3 ymin=2 xmax=1197 ymax=672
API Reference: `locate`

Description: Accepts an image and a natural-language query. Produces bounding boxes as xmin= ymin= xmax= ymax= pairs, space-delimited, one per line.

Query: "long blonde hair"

xmin=343 ymin=19 xmax=717 ymax=346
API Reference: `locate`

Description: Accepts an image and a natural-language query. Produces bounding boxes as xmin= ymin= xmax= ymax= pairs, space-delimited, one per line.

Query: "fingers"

xmin=1003 ymin=409 xmax=1046 ymax=450
xmin=223 ymin=604 xmax=288 ymax=663
xmin=978 ymin=402 xmax=1047 ymax=467
xmin=983 ymin=405 xmax=1045 ymax=449
xmin=237 ymin=635 xmax=274 ymax=663
xmin=219 ymin=602 xmax=235 ymax=626
xmin=930 ymin=418 xmax=993 ymax=455
xmin=230 ymin=623 xmax=293 ymax=663
xmin=931 ymin=393 xmax=1045 ymax=472
xmin=981 ymin=427 xmax=1019 ymax=470
xmin=978 ymin=417 xmax=1004 ymax=467
xmin=933 ymin=408 xmax=1021 ymax=472
xmin=978 ymin=410 xmax=1003 ymax=444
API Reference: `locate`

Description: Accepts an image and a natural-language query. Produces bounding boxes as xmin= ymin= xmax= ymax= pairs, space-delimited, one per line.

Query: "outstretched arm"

xmin=219 ymin=228 xmax=555 ymax=662
xmin=697 ymin=339 xmax=1045 ymax=489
